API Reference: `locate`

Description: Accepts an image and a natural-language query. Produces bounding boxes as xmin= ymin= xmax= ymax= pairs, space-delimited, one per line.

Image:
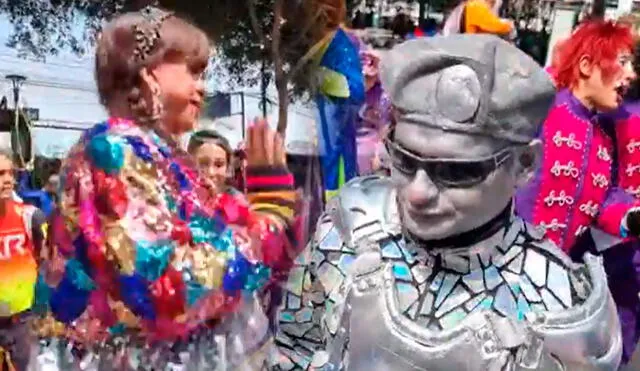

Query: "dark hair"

xmin=626 ymin=40 xmax=640 ymax=101
xmin=187 ymin=129 xmax=233 ymax=162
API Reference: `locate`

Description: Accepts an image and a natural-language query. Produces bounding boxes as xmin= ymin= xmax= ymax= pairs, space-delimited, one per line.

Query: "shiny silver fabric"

xmin=34 ymin=297 xmax=272 ymax=370
xmin=273 ymin=176 xmax=622 ymax=371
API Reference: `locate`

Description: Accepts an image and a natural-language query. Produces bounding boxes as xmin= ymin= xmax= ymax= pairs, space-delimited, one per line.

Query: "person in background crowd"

xmin=442 ymin=0 xmax=514 ymax=37
xmin=43 ymin=174 xmax=60 ymax=205
xmin=187 ymin=129 xmax=240 ymax=195
xmin=15 ymin=170 xmax=55 ymax=217
xmin=357 ymin=49 xmax=392 ymax=176
xmin=232 ymin=147 xmax=247 ymax=193
xmin=423 ymin=17 xmax=439 ymax=36
xmin=0 ymin=150 xmax=47 ymax=370
xmin=545 ymin=37 xmax=567 ymax=86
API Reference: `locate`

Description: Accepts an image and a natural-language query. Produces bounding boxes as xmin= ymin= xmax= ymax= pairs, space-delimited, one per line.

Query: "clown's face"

xmin=361 ymin=51 xmax=380 ymax=90
xmin=580 ymin=51 xmax=636 ymax=111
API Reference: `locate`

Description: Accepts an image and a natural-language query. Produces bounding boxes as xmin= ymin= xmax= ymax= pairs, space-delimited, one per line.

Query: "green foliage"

xmin=0 ymin=0 xmax=356 ymax=97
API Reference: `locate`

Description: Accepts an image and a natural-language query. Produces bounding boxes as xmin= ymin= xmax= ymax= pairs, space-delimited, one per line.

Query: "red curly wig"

xmin=555 ymin=20 xmax=634 ymax=89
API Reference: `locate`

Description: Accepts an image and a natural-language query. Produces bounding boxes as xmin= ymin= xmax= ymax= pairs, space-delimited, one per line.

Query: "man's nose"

xmin=404 ymin=170 xmax=439 ymax=208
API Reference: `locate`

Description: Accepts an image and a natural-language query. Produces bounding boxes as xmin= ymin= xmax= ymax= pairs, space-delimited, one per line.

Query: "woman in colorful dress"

xmin=36 ymin=6 xmax=298 ymax=370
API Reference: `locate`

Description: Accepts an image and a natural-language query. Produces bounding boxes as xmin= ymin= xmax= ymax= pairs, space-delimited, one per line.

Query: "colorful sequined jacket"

xmin=38 ymin=117 xmax=299 ymax=342
xmin=515 ymin=89 xmax=638 ymax=252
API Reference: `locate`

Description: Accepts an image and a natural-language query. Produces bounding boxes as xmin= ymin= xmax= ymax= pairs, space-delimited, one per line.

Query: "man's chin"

xmin=405 ymin=220 xmax=456 ymax=242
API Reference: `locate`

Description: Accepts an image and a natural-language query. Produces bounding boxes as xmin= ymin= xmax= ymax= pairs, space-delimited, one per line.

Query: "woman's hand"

xmin=246 ymin=118 xmax=287 ymax=169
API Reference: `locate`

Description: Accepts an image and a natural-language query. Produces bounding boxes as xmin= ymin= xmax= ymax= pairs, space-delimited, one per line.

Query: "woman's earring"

xmin=148 ymin=84 xmax=164 ymax=123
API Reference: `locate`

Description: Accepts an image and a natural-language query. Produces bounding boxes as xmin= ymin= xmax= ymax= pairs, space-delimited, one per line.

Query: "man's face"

xmin=0 ymin=156 xmax=14 ymax=199
xmin=389 ymin=123 xmax=517 ymax=241
xmin=584 ymin=51 xmax=636 ymax=111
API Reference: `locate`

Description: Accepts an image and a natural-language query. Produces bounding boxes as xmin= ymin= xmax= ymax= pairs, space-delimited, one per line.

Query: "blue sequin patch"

xmin=135 ymin=240 xmax=174 ymax=282
xmin=125 ymin=136 xmax=154 ymax=162
xmin=169 ymin=162 xmax=191 ymax=191
xmin=82 ymin=122 xmax=109 ymax=141
xmin=118 ymin=274 xmax=156 ymax=320
xmin=87 ymin=134 xmax=125 ymax=174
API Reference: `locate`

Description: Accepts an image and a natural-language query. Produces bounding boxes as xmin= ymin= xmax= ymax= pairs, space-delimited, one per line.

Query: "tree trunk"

xmin=272 ymin=0 xmax=288 ymax=135
xmin=591 ymin=0 xmax=606 ymax=18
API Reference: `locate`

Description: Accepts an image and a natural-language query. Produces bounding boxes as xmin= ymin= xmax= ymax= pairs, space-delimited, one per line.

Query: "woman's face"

xmin=150 ymin=60 xmax=205 ymax=134
xmin=583 ymin=51 xmax=636 ymax=111
xmin=0 ymin=155 xmax=14 ymax=199
xmin=194 ymin=142 xmax=229 ymax=189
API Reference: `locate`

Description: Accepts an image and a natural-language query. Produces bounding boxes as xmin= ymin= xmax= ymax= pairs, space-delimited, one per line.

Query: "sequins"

xmin=87 ymin=134 xmax=125 ymax=174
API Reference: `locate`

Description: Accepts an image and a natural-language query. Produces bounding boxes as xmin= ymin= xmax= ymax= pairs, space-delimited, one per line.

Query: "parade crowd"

xmin=3 ymin=0 xmax=640 ymax=370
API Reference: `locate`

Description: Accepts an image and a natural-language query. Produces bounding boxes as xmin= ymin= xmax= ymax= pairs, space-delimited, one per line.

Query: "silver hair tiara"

xmin=132 ymin=6 xmax=174 ymax=62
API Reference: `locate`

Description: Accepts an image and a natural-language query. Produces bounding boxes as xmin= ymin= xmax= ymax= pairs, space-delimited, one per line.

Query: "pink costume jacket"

xmin=615 ymin=102 xmax=640 ymax=199
xmin=516 ymin=89 xmax=638 ymax=252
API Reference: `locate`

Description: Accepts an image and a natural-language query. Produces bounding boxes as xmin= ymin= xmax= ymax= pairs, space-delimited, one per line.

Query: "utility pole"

xmin=261 ymin=58 xmax=268 ymax=118
xmin=5 ymin=74 xmax=28 ymax=168
xmin=6 ymin=74 xmax=25 ymax=112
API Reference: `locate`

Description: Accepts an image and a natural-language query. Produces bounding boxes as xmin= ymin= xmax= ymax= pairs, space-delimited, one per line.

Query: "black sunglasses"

xmin=384 ymin=131 xmax=512 ymax=188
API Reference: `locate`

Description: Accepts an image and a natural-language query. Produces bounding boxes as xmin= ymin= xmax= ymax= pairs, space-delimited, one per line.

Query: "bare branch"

xmin=271 ymin=0 xmax=289 ymax=134
xmin=286 ymin=0 xmax=323 ymax=49
xmin=247 ymin=0 xmax=266 ymax=45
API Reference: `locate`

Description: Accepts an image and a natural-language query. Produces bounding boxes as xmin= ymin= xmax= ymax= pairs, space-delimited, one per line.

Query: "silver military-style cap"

xmin=380 ymin=34 xmax=555 ymax=144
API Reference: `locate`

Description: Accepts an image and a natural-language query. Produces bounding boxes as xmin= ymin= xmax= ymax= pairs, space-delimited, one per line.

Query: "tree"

xmin=0 ymin=0 xmax=358 ymax=134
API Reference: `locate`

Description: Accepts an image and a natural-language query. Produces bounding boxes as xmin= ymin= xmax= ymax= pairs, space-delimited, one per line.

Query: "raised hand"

xmin=246 ymin=118 xmax=287 ymax=169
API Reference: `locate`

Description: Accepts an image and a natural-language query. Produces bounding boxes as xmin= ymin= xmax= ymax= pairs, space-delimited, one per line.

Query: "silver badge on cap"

xmin=435 ymin=65 xmax=482 ymax=123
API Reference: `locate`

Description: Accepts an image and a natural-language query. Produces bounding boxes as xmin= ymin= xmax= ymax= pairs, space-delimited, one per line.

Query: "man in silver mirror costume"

xmin=271 ymin=35 xmax=622 ymax=370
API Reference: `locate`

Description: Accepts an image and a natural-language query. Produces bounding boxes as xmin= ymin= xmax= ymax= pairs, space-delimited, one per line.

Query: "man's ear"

xmin=514 ymin=139 xmax=541 ymax=188
xmin=578 ymin=55 xmax=593 ymax=78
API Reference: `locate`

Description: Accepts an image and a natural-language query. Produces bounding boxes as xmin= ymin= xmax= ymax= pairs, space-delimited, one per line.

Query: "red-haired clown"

xmin=516 ymin=20 xmax=638 ymax=253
